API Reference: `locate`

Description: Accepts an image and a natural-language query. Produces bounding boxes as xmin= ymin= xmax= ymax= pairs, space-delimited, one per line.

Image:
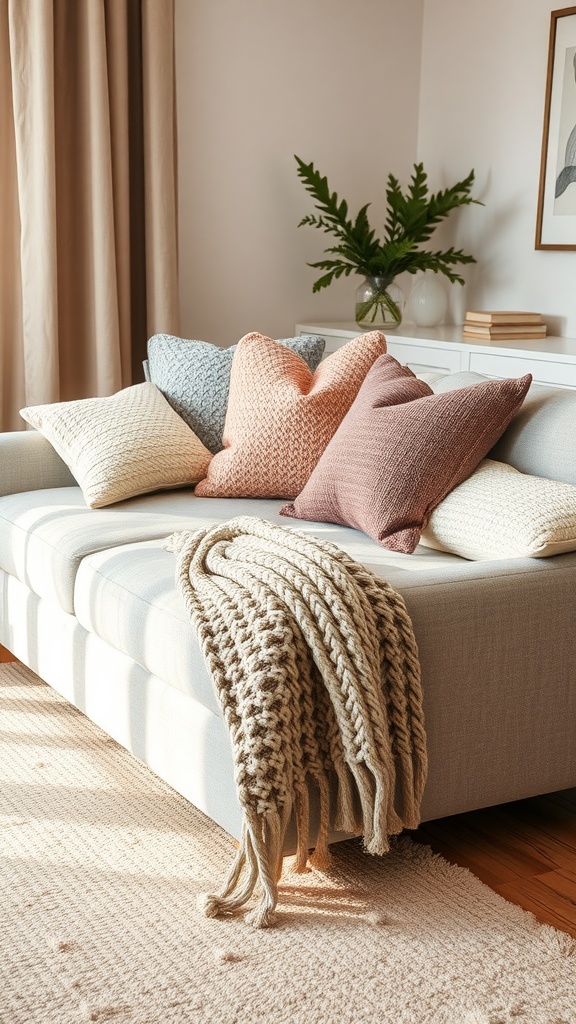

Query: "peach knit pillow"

xmin=195 ymin=330 xmax=386 ymax=499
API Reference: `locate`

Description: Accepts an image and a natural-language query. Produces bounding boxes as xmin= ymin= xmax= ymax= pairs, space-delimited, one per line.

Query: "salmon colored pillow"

xmin=281 ymin=354 xmax=532 ymax=553
xmin=195 ymin=330 xmax=386 ymax=499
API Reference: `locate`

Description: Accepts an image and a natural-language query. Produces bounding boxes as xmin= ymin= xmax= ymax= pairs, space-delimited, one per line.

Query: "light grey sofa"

xmin=1 ymin=369 xmax=575 ymax=846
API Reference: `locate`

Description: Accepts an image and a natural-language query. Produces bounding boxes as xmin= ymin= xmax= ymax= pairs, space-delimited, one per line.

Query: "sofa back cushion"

xmin=429 ymin=371 xmax=576 ymax=485
xmin=195 ymin=330 xmax=386 ymax=500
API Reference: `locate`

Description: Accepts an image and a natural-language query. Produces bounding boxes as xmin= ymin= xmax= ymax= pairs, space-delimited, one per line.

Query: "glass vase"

xmin=355 ymin=277 xmax=405 ymax=329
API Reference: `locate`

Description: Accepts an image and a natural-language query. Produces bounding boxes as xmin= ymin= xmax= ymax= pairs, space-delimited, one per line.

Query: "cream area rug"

xmin=1 ymin=662 xmax=575 ymax=1024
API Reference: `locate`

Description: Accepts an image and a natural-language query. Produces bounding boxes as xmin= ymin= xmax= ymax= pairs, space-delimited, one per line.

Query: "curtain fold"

xmin=142 ymin=0 xmax=179 ymax=346
xmin=0 ymin=0 xmax=179 ymax=431
xmin=0 ymin=0 xmax=25 ymax=430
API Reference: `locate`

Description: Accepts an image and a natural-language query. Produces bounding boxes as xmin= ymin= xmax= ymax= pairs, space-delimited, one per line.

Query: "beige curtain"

xmin=0 ymin=0 xmax=179 ymax=431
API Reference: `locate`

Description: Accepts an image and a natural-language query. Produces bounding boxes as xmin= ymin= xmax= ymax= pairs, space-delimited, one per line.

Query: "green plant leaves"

xmin=295 ymin=155 xmax=481 ymax=292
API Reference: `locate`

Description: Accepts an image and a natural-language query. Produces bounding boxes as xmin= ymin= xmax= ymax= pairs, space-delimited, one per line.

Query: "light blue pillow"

xmin=145 ymin=333 xmax=325 ymax=453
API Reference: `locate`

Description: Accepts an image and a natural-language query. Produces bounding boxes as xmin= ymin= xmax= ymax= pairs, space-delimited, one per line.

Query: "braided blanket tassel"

xmin=166 ymin=517 xmax=427 ymax=928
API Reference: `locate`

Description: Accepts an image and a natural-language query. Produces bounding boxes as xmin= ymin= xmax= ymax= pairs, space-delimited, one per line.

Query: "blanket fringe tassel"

xmin=199 ymin=778 xmax=344 ymax=927
xmin=199 ymin=811 xmax=282 ymax=929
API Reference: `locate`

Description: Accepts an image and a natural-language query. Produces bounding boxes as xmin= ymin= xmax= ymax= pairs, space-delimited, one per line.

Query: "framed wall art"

xmin=536 ymin=5 xmax=576 ymax=249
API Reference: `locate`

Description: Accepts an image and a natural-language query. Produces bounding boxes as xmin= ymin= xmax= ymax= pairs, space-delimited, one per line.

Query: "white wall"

xmin=418 ymin=0 xmax=576 ymax=336
xmin=175 ymin=0 xmax=424 ymax=344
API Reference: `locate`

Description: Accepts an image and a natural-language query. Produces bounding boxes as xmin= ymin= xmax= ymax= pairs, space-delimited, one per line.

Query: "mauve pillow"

xmin=195 ymin=330 xmax=387 ymax=500
xmin=281 ymin=355 xmax=532 ymax=553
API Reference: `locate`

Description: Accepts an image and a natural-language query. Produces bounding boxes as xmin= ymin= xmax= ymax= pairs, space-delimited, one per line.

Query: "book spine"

xmin=465 ymin=322 xmax=543 ymax=329
xmin=462 ymin=331 xmax=547 ymax=341
xmin=463 ymin=328 xmax=547 ymax=335
xmin=465 ymin=312 xmax=542 ymax=324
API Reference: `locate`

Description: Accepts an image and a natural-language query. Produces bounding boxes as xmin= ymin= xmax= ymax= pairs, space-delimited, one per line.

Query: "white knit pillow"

xmin=420 ymin=459 xmax=576 ymax=560
xmin=20 ymin=383 xmax=212 ymax=508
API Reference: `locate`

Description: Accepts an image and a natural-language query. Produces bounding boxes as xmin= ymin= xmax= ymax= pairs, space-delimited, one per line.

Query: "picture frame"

xmin=536 ymin=5 xmax=576 ymax=249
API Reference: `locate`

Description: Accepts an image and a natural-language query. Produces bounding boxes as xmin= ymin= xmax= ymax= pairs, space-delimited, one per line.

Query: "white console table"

xmin=295 ymin=321 xmax=576 ymax=389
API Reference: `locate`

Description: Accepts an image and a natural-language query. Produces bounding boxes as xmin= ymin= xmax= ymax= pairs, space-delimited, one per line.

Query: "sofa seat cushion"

xmin=0 ymin=487 xmax=286 ymax=614
xmin=71 ymin=519 xmax=576 ymax=768
xmin=71 ymin=507 xmax=467 ymax=712
xmin=74 ymin=540 xmax=225 ymax=715
xmin=0 ymin=485 xmax=458 ymax=616
xmin=0 ymin=487 xmax=194 ymax=613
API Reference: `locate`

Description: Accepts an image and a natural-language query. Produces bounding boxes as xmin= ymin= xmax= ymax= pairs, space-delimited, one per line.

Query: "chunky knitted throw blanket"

xmin=166 ymin=516 xmax=427 ymax=928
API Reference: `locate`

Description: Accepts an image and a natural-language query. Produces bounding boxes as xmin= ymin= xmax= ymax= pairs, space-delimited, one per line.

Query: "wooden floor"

xmin=1 ymin=643 xmax=575 ymax=936
xmin=413 ymin=790 xmax=576 ymax=937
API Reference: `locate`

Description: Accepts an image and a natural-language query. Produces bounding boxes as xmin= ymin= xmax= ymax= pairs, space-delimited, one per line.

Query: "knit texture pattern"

xmin=195 ymin=330 xmax=387 ymax=499
xmin=421 ymin=457 xmax=576 ymax=560
xmin=166 ymin=516 xmax=427 ymax=928
xmin=147 ymin=332 xmax=326 ymax=453
xmin=282 ymin=356 xmax=532 ymax=553
xmin=20 ymin=383 xmax=213 ymax=509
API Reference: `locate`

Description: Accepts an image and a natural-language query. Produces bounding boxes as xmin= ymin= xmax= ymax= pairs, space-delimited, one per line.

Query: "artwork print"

xmin=554 ymin=46 xmax=576 ymax=210
xmin=536 ymin=7 xmax=576 ymax=248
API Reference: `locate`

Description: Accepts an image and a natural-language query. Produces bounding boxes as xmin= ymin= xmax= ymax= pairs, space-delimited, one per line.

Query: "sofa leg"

xmin=0 ymin=645 xmax=16 ymax=662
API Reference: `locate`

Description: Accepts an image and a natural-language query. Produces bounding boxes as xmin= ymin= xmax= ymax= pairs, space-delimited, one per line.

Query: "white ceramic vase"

xmin=410 ymin=273 xmax=448 ymax=327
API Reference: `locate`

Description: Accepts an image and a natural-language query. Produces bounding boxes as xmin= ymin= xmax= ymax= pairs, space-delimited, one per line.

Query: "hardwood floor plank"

xmin=544 ymin=864 xmax=576 ymax=892
xmin=416 ymin=789 xmax=576 ymax=940
xmin=417 ymin=815 xmax=552 ymax=882
xmin=413 ymin=824 xmax=512 ymax=888
xmin=463 ymin=805 xmax=576 ymax=872
xmin=493 ymin=872 xmax=576 ymax=937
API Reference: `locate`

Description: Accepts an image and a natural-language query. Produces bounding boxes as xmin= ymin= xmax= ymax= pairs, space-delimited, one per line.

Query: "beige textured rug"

xmin=1 ymin=662 xmax=575 ymax=1024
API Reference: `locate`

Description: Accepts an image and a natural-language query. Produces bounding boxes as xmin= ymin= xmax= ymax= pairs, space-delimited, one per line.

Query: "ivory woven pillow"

xmin=281 ymin=355 xmax=531 ymax=553
xmin=420 ymin=458 xmax=576 ymax=559
xmin=195 ymin=330 xmax=387 ymax=499
xmin=20 ymin=383 xmax=212 ymax=508
xmin=146 ymin=332 xmax=325 ymax=453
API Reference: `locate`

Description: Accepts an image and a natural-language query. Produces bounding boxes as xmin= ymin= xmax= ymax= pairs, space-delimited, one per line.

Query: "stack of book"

xmin=463 ymin=311 xmax=547 ymax=341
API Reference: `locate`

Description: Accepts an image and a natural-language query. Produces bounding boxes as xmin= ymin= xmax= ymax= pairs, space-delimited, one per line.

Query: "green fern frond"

xmin=295 ymin=155 xmax=482 ymax=292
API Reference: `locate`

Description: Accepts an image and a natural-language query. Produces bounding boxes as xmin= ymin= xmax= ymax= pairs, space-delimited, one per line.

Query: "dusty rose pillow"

xmin=281 ymin=355 xmax=532 ymax=553
xmin=195 ymin=330 xmax=387 ymax=499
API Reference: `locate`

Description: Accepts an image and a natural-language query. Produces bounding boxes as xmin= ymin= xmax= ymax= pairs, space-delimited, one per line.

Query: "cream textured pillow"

xmin=420 ymin=458 xmax=576 ymax=559
xmin=20 ymin=383 xmax=212 ymax=508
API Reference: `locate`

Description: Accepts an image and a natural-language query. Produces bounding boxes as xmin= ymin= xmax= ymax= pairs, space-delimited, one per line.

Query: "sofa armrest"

xmin=0 ymin=430 xmax=77 ymax=496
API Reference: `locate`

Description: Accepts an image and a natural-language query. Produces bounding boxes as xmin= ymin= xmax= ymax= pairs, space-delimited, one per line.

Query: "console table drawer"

xmin=322 ymin=333 xmax=463 ymax=373
xmin=296 ymin=323 xmax=576 ymax=392
xmin=469 ymin=351 xmax=576 ymax=388
xmin=385 ymin=340 xmax=463 ymax=376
